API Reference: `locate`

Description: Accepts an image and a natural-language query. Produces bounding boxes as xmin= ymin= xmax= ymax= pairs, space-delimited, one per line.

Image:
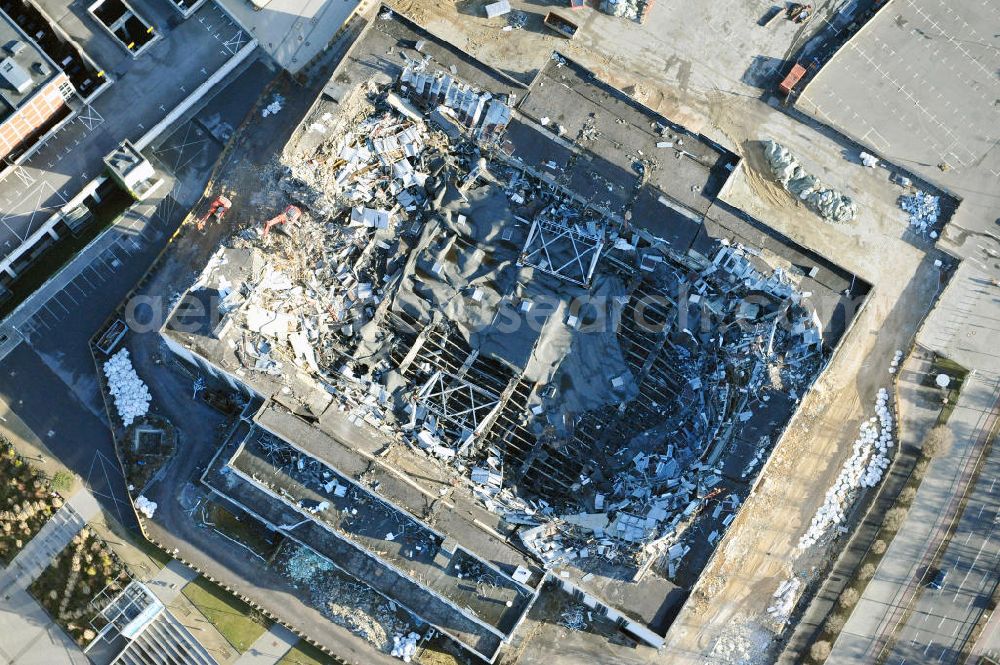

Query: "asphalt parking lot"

xmin=0 ymin=56 xmax=273 ymax=527
xmin=797 ymin=0 xmax=1000 ymax=239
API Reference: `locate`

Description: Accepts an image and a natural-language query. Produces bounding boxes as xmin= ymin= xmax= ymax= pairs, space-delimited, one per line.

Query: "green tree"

xmin=50 ymin=471 xmax=74 ymax=494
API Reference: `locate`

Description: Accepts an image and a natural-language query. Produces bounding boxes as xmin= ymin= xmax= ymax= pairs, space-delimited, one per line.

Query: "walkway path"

xmin=233 ymin=624 xmax=297 ymax=665
xmin=146 ymin=558 xmax=199 ymax=604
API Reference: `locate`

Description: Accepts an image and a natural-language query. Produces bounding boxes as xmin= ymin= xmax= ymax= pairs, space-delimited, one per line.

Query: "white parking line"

xmin=70 ymin=281 xmax=89 ymax=298
xmin=60 ymin=290 xmax=79 ymax=307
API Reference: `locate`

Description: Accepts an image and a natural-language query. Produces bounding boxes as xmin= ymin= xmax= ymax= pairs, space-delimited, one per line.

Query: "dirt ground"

xmin=373 ymin=2 xmax=948 ymax=663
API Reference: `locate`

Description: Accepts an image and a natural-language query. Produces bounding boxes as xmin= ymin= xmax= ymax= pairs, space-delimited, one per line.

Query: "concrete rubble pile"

xmin=600 ymin=0 xmax=651 ymax=21
xmin=104 ymin=348 xmax=152 ymax=426
xmin=221 ymin=67 xmax=828 ymax=586
xmin=709 ymin=621 xmax=775 ymax=665
xmin=898 ymin=190 xmax=940 ymax=235
xmin=798 ymin=383 xmax=894 ymax=550
xmin=763 ymin=140 xmax=857 ymax=223
xmin=282 ymin=545 xmax=417 ymax=652
xmin=558 ymin=604 xmax=588 ymax=630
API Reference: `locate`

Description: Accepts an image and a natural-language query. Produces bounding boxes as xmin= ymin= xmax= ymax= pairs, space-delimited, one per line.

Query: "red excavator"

xmin=196 ymin=195 xmax=232 ymax=230
xmin=262 ymin=204 xmax=301 ymax=236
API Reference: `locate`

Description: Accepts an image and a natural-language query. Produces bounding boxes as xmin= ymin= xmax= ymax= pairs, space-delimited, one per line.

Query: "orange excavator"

xmin=262 ymin=204 xmax=301 ymax=236
xmin=196 ymin=195 xmax=232 ymax=230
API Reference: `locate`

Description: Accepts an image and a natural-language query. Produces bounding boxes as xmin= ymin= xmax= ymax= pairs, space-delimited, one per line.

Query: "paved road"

xmin=146 ymin=559 xmax=199 ymax=604
xmin=0 ymin=0 xmax=254 ymax=273
xmin=0 ymin=188 xmax=179 ymax=530
xmin=890 ymin=430 xmax=999 ymax=664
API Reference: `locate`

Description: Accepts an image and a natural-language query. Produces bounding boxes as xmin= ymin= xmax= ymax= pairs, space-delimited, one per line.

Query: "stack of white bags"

xmin=391 ymin=632 xmax=420 ymax=662
xmin=104 ymin=349 xmax=151 ymax=426
xmin=798 ymin=386 xmax=894 ymax=550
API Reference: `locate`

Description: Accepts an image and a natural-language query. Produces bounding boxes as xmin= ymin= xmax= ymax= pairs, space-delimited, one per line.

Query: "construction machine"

xmin=197 ymin=195 xmax=232 ymax=230
xmin=262 ymin=205 xmax=301 ymax=236
xmin=787 ymin=3 xmax=813 ymax=23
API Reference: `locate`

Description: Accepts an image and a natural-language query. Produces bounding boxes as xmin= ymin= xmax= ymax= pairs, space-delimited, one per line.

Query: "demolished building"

xmin=161 ymin=8 xmax=870 ymax=662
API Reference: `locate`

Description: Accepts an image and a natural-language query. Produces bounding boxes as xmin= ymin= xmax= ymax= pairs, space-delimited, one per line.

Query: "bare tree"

xmin=839 ymin=588 xmax=860 ymax=608
xmin=872 ymin=539 xmax=887 ymax=555
xmin=810 ymin=640 xmax=832 ymax=662
xmin=922 ymin=425 xmax=953 ymax=459
xmin=883 ymin=507 xmax=908 ymax=532
xmin=825 ymin=613 xmax=846 ymax=633
xmin=898 ymin=486 xmax=918 ymax=505
xmin=859 ymin=563 xmax=876 ymax=580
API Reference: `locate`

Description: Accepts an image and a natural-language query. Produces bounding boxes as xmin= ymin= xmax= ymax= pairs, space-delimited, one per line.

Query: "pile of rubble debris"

xmin=766 ymin=577 xmax=801 ymax=625
xmin=899 ymin=190 xmax=940 ymax=236
xmin=281 ymin=545 xmax=419 ymax=652
xmin=211 ymin=63 xmax=830 ymax=588
xmin=763 ymin=140 xmax=857 ymax=223
xmin=600 ymin=0 xmax=652 ymax=22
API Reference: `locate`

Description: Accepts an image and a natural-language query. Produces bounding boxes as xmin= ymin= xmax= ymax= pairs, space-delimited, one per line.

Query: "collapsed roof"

xmin=164 ymin=13 xmax=866 ymax=649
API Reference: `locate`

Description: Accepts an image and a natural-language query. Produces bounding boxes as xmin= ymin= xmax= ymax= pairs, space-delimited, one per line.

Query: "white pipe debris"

xmin=767 ymin=577 xmax=801 ymax=624
xmin=798 ymin=385 xmax=894 ymax=550
xmin=888 ymin=348 xmax=903 ymax=374
xmin=103 ymin=349 xmax=151 ymax=427
xmin=262 ymin=94 xmax=285 ymax=118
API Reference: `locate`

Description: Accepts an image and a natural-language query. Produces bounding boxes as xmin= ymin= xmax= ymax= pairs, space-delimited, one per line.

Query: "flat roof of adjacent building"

xmin=0 ymin=9 xmax=62 ymax=121
xmin=204 ymin=422 xmax=535 ymax=662
xmin=513 ymin=54 xmax=733 ymax=223
xmin=0 ymin=0 xmax=254 ymax=274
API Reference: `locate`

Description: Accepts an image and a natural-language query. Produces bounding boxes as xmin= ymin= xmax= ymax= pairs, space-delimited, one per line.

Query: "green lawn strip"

xmin=132 ymin=535 xmax=175 ymax=569
xmin=181 ymin=576 xmax=271 ymax=653
xmin=921 ymin=355 xmax=968 ymax=425
xmin=277 ymin=640 xmax=343 ymax=665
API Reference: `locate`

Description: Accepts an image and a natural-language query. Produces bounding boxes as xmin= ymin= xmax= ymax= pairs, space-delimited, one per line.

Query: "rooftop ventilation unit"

xmin=0 ymin=58 xmax=33 ymax=94
xmin=4 ymin=40 xmax=27 ymax=57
